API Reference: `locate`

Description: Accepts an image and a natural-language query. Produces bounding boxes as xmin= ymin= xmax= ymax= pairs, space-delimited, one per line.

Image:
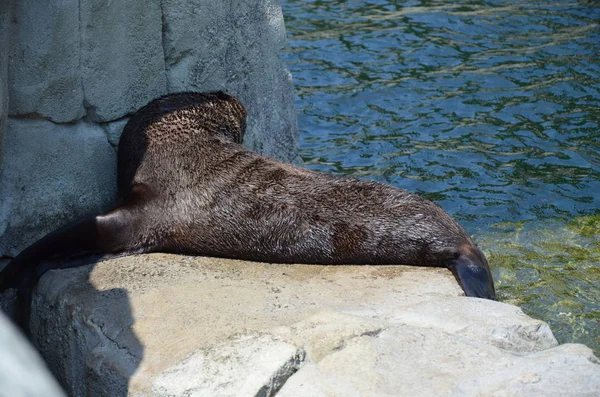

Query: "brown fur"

xmin=115 ymin=92 xmax=465 ymax=264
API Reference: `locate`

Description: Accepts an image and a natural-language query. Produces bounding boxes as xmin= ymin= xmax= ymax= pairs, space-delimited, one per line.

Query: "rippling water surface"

xmin=280 ymin=0 xmax=600 ymax=354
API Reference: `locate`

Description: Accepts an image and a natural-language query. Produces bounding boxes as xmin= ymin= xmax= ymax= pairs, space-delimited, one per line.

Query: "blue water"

xmin=280 ymin=0 xmax=600 ymax=354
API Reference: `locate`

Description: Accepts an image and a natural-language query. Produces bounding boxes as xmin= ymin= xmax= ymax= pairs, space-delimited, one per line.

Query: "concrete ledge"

xmin=8 ymin=254 xmax=600 ymax=396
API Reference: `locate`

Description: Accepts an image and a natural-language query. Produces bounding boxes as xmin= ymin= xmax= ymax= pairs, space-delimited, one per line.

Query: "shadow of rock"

xmin=1 ymin=260 xmax=143 ymax=397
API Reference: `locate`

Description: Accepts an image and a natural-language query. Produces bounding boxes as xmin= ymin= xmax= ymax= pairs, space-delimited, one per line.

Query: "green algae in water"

xmin=567 ymin=214 xmax=600 ymax=239
xmin=478 ymin=215 xmax=600 ymax=357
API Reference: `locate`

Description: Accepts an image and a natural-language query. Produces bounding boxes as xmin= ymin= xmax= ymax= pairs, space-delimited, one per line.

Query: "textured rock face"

xmin=8 ymin=0 xmax=85 ymax=123
xmin=0 ymin=0 xmax=299 ymax=257
xmin=0 ymin=1 xmax=8 ymax=168
xmin=162 ymin=0 xmax=299 ymax=162
xmin=277 ymin=327 xmax=599 ymax=397
xmin=79 ymin=0 xmax=166 ymax=122
xmin=0 ymin=119 xmax=118 ymax=256
xmin=0 ymin=311 xmax=66 ymax=397
xmin=11 ymin=254 xmax=599 ymax=396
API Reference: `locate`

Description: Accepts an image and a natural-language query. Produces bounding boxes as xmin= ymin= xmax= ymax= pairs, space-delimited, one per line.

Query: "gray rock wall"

xmin=0 ymin=1 xmax=9 ymax=170
xmin=0 ymin=0 xmax=299 ymax=258
xmin=162 ymin=0 xmax=299 ymax=160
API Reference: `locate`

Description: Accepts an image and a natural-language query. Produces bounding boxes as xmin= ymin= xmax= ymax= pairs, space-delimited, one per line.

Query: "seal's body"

xmin=0 ymin=92 xmax=495 ymax=333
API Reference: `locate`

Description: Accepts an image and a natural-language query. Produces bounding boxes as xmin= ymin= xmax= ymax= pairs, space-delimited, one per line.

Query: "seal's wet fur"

xmin=0 ymin=91 xmax=495 ymax=333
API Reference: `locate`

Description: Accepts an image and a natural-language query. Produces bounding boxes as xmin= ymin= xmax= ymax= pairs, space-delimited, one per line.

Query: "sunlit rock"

xmin=13 ymin=254 xmax=599 ymax=396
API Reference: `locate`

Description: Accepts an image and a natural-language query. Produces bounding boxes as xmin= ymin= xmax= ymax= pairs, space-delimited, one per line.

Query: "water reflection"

xmin=281 ymin=0 xmax=600 ymax=354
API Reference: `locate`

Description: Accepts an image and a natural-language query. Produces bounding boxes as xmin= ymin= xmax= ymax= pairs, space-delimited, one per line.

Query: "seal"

xmin=0 ymin=91 xmax=495 ymax=333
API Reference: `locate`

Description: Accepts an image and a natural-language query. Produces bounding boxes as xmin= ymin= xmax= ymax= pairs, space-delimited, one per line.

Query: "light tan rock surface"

xmin=17 ymin=254 xmax=600 ymax=396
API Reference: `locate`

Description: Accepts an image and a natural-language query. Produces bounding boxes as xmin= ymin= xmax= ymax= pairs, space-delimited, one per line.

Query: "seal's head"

xmin=122 ymin=91 xmax=247 ymax=146
xmin=448 ymin=244 xmax=495 ymax=300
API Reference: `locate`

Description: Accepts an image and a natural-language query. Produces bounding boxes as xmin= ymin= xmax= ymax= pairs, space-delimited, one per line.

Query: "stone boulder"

xmin=6 ymin=254 xmax=597 ymax=396
xmin=0 ymin=0 xmax=299 ymax=258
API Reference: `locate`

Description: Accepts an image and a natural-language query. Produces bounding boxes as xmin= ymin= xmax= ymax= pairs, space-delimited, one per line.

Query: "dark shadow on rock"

xmin=1 ymin=260 xmax=143 ymax=397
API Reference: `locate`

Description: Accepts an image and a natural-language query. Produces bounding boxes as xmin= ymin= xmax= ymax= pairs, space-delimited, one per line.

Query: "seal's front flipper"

xmin=447 ymin=245 xmax=496 ymax=300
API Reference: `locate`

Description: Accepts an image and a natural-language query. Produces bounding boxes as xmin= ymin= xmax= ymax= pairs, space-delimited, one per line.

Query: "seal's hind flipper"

xmin=447 ymin=244 xmax=496 ymax=300
xmin=0 ymin=207 xmax=139 ymax=333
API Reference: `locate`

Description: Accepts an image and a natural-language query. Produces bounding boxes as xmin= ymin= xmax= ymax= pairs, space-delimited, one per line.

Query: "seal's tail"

xmin=447 ymin=244 xmax=496 ymax=300
xmin=0 ymin=207 xmax=139 ymax=333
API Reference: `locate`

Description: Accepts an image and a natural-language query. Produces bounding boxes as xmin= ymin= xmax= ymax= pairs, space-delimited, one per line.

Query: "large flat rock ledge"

xmin=11 ymin=254 xmax=600 ymax=396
